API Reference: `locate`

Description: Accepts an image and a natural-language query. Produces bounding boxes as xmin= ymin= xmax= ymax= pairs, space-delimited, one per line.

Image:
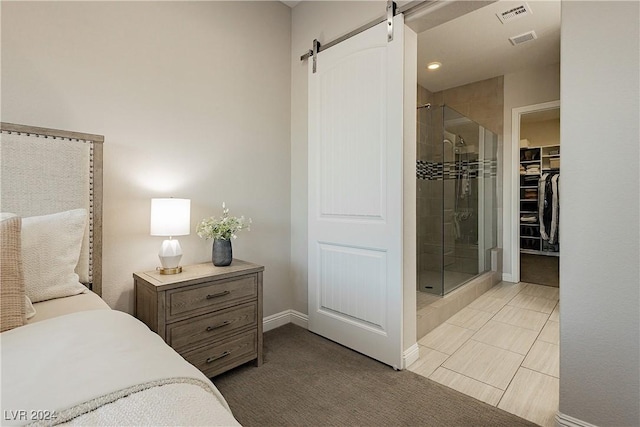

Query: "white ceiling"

xmin=415 ymin=0 xmax=560 ymax=92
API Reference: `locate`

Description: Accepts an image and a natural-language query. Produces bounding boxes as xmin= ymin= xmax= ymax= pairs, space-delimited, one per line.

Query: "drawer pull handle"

xmin=206 ymin=290 xmax=230 ymax=300
xmin=206 ymin=351 xmax=230 ymax=364
xmin=206 ymin=321 xmax=231 ymax=331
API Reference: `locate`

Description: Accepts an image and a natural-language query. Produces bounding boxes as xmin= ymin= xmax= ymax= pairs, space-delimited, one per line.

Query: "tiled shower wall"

xmin=417 ymin=77 xmax=504 ymax=291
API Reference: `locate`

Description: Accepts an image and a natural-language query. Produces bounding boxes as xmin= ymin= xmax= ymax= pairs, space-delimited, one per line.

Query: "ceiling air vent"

xmin=497 ymin=3 xmax=532 ymax=24
xmin=509 ymin=30 xmax=537 ymax=46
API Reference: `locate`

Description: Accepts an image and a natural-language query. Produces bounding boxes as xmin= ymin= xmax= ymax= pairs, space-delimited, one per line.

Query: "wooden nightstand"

xmin=133 ymin=259 xmax=264 ymax=377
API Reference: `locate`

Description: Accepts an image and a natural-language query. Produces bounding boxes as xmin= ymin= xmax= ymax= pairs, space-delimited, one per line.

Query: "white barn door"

xmin=308 ymin=15 xmax=404 ymax=369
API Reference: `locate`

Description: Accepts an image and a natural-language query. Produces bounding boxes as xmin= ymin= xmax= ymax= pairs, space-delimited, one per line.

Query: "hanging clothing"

xmin=538 ymin=173 xmax=549 ymax=240
xmin=550 ymin=174 xmax=560 ymax=244
xmin=538 ymin=173 xmax=560 ymax=244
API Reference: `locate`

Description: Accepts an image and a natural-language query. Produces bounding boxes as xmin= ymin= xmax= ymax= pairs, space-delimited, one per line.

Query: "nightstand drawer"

xmin=168 ymin=275 xmax=257 ymax=318
xmin=134 ymin=260 xmax=264 ymax=377
xmin=183 ymin=329 xmax=257 ymax=378
xmin=167 ymin=302 xmax=257 ymax=352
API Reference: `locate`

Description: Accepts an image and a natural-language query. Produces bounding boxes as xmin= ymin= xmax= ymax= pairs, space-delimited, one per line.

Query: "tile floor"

xmin=409 ymin=281 xmax=559 ymax=426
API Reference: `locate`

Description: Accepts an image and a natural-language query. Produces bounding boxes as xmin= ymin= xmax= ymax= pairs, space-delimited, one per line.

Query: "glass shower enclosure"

xmin=417 ymin=105 xmax=498 ymax=295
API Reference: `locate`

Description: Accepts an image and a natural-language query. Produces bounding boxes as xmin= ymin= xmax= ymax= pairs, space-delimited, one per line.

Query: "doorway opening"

xmin=512 ymin=101 xmax=560 ymax=287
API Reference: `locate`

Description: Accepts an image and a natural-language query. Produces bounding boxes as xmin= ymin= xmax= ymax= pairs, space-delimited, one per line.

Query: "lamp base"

xmin=157 ymin=266 xmax=183 ymax=275
xmin=158 ymin=239 xmax=183 ymax=273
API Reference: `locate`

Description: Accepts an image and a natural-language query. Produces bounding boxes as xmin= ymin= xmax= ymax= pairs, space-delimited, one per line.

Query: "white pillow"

xmin=21 ymin=209 xmax=88 ymax=303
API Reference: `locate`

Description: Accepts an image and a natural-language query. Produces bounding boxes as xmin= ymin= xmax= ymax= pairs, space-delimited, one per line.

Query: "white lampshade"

xmin=150 ymin=198 xmax=190 ymax=274
xmin=150 ymin=198 xmax=191 ymax=237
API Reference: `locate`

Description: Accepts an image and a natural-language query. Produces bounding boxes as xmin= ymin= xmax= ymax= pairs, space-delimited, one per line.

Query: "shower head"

xmin=444 ymin=137 xmax=465 ymax=147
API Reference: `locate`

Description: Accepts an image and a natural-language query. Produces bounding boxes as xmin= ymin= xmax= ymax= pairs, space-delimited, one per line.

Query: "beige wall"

xmin=560 ymin=2 xmax=639 ymax=424
xmin=403 ymin=25 xmax=418 ymax=356
xmin=521 ymin=119 xmax=560 ymax=148
xmin=1 ymin=1 xmax=293 ymax=316
xmin=425 ymin=77 xmax=504 ymax=137
xmin=502 ymin=62 xmax=560 ymax=282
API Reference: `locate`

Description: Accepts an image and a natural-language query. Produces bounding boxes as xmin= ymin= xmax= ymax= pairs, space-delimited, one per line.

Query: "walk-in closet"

xmin=519 ymin=107 xmax=560 ymax=287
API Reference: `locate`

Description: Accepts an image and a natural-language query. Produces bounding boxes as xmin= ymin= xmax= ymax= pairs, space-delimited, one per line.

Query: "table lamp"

xmin=150 ymin=198 xmax=190 ymax=274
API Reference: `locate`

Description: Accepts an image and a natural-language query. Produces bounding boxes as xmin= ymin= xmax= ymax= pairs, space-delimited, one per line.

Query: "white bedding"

xmin=26 ymin=291 xmax=109 ymax=325
xmin=1 ymin=310 xmax=240 ymax=426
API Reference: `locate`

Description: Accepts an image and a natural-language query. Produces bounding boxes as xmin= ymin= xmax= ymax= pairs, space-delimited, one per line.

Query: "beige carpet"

xmin=214 ymin=324 xmax=536 ymax=427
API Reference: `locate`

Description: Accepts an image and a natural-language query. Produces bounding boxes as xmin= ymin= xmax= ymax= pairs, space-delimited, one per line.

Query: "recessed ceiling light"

xmin=427 ymin=62 xmax=441 ymax=70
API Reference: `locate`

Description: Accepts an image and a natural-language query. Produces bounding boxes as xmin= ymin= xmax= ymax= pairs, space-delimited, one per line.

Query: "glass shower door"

xmin=442 ymin=106 xmax=497 ymax=294
xmin=417 ymin=105 xmax=498 ymax=296
xmin=416 ymin=104 xmax=444 ymax=295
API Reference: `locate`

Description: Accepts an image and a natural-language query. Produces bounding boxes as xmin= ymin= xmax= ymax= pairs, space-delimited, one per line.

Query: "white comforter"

xmin=0 ymin=310 xmax=241 ymax=426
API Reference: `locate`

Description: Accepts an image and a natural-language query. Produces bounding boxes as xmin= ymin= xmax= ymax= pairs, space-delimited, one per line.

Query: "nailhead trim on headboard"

xmin=0 ymin=122 xmax=104 ymax=296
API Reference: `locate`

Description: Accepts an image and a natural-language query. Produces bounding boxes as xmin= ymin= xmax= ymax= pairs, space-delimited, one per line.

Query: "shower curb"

xmin=417 ymin=270 xmax=501 ymax=340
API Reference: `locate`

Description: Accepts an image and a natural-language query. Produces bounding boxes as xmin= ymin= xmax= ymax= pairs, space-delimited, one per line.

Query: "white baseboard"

xmin=262 ymin=310 xmax=291 ymax=332
xmin=556 ymin=412 xmax=597 ymax=427
xmin=289 ymin=310 xmax=308 ymax=329
xmin=403 ymin=343 xmax=420 ymax=369
xmin=265 ymin=313 xmax=420 ymax=371
xmin=502 ymin=273 xmax=515 ymax=283
xmin=263 ymin=309 xmax=308 ymax=332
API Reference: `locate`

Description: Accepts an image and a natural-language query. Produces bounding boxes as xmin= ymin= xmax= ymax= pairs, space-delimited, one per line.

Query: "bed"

xmin=0 ymin=123 xmax=241 ymax=426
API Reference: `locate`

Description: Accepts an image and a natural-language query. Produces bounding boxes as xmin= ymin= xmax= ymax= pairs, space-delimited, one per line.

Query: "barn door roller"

xmin=304 ymin=1 xmax=398 ymax=73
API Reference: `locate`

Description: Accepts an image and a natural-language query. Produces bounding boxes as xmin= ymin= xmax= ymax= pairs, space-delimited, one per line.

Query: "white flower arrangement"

xmin=196 ymin=202 xmax=251 ymax=241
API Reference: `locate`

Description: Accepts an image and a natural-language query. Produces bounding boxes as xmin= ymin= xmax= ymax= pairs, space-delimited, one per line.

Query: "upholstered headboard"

xmin=0 ymin=123 xmax=104 ymax=296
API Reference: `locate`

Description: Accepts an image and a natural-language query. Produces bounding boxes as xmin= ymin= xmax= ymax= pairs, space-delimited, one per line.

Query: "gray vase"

xmin=212 ymin=238 xmax=232 ymax=266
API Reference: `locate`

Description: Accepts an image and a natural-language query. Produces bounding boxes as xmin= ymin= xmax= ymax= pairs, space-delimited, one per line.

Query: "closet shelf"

xmin=519 ymin=144 xmax=560 ymax=255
